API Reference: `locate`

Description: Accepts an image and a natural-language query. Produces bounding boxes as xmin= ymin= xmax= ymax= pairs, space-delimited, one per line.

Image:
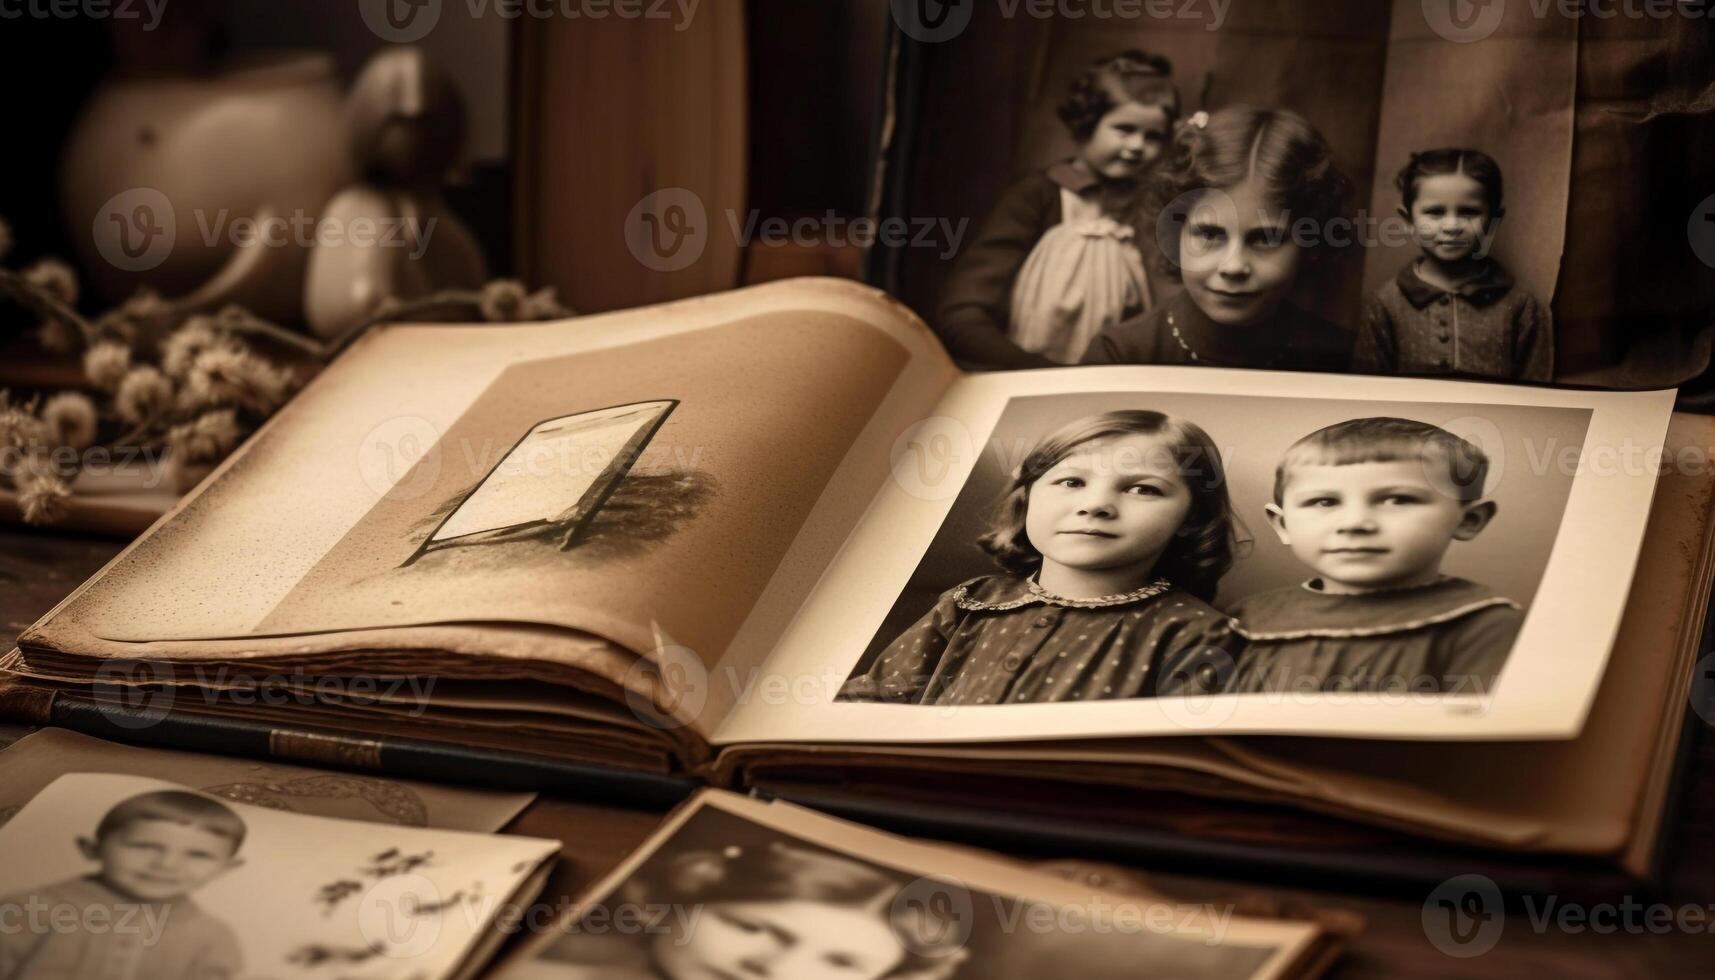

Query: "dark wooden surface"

xmin=3 ymin=525 xmax=1713 ymax=978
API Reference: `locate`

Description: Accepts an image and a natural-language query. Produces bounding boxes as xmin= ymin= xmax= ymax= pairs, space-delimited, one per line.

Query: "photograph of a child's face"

xmin=517 ymin=801 xmax=1290 ymax=980
xmin=839 ymin=392 xmax=1590 ymax=707
xmin=0 ymin=773 xmax=560 ymax=980
xmin=888 ymin=1 xmax=1577 ymax=384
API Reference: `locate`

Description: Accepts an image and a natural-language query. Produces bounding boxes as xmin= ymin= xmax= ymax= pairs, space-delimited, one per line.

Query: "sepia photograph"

xmin=499 ymin=791 xmax=1318 ymax=980
xmin=875 ymin=0 xmax=1706 ymax=389
xmin=839 ymin=390 xmax=1590 ymax=706
xmin=0 ymin=773 xmax=560 ymax=980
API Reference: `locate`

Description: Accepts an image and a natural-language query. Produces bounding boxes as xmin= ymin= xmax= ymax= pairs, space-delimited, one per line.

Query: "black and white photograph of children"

xmin=839 ymin=390 xmax=1592 ymax=707
xmin=506 ymin=794 xmax=1307 ymax=980
xmin=886 ymin=0 xmax=1587 ymax=383
xmin=0 ymin=774 xmax=560 ymax=980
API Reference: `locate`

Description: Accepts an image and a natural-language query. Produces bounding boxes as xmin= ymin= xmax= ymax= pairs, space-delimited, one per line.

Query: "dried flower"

xmin=161 ymin=317 xmax=225 ymax=379
xmin=16 ymin=464 xmax=72 ymax=525
xmin=523 ymin=286 xmax=571 ymax=320
xmin=479 ymin=280 xmax=529 ymax=322
xmin=34 ymin=318 xmax=78 ymax=353
xmin=91 ymin=309 xmax=138 ymax=345
xmin=0 ymin=395 xmax=49 ymax=453
xmin=40 ymin=392 xmax=98 ymax=450
xmin=182 ymin=345 xmax=292 ymax=414
xmin=0 ymin=217 xmax=12 ymax=264
xmin=22 ymin=258 xmax=78 ymax=307
xmin=83 ymin=341 xmax=132 ymax=393
xmin=165 ymin=409 xmax=242 ymax=464
xmin=114 ymin=366 xmax=174 ymax=426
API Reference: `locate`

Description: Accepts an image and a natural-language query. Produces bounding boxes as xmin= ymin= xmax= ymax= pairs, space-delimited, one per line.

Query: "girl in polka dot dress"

xmin=839 ymin=410 xmax=1243 ymax=706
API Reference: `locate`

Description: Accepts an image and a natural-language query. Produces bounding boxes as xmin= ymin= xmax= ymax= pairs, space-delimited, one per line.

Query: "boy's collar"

xmin=952 ymin=574 xmax=1173 ymax=611
xmin=1397 ymin=258 xmax=1514 ymax=309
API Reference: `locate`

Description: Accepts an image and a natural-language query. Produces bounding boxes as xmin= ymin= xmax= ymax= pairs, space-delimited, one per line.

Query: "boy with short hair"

xmin=1226 ymin=417 xmax=1523 ymax=695
xmin=0 ymin=790 xmax=246 ymax=980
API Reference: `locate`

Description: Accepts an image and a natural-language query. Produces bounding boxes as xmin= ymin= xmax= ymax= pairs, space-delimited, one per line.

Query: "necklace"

xmin=1165 ymin=310 xmax=1285 ymax=370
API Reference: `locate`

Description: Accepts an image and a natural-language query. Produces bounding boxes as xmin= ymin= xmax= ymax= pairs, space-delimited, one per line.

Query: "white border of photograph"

xmin=717 ymin=367 xmax=1674 ymax=745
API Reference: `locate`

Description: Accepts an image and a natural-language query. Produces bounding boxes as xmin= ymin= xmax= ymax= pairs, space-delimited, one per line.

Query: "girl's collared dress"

xmin=1225 ymin=576 xmax=1523 ymax=695
xmin=839 ymin=574 xmax=1238 ymax=706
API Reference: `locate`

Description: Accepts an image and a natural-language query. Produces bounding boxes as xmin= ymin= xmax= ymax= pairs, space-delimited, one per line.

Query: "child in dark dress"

xmin=840 ymin=410 xmax=1242 ymax=706
xmin=1082 ymin=105 xmax=1354 ymax=372
xmin=1226 ymin=418 xmax=1522 ymax=695
xmin=936 ymin=51 xmax=1180 ymax=368
xmin=1355 ymin=149 xmax=1553 ymax=381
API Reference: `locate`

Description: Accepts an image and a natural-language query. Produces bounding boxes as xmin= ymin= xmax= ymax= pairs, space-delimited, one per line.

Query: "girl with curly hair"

xmin=1082 ymin=105 xmax=1354 ymax=372
xmin=840 ymin=410 xmax=1242 ymax=706
xmin=935 ymin=51 xmax=1180 ymax=367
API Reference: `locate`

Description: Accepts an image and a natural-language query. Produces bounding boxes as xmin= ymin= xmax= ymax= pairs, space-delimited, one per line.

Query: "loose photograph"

xmin=0 ymin=773 xmax=560 ymax=980
xmin=496 ymin=790 xmax=1320 ymax=980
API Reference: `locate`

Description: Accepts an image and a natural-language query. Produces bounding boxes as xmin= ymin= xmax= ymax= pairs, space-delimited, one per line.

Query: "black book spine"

xmin=43 ymin=694 xmax=698 ymax=809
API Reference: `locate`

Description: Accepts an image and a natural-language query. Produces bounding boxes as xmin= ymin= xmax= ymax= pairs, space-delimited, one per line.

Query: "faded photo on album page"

xmin=23 ymin=282 xmax=956 ymax=691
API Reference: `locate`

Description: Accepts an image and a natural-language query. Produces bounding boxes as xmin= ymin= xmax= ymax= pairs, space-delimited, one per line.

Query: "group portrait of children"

xmin=933 ymin=49 xmax=1555 ymax=383
xmin=840 ymin=393 xmax=1588 ymax=709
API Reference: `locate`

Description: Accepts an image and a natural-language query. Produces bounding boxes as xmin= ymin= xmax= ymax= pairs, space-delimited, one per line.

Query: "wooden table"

xmin=4 ymin=526 xmax=1712 ymax=978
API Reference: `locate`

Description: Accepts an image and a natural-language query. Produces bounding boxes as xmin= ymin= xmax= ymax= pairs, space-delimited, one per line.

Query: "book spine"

xmin=40 ymin=693 xmax=698 ymax=809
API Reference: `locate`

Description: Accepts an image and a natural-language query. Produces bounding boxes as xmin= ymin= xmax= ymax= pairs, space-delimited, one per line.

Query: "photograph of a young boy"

xmin=1354 ymin=149 xmax=1553 ymax=382
xmin=839 ymin=410 xmax=1241 ymax=706
xmin=1226 ymin=417 xmax=1523 ymax=695
xmin=0 ymin=791 xmax=246 ymax=980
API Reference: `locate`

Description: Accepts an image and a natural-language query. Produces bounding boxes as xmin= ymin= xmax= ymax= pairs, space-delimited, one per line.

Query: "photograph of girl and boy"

xmin=839 ymin=391 xmax=1591 ymax=708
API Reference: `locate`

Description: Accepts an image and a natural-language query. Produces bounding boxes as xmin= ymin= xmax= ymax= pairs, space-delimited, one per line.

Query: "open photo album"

xmin=1 ymin=279 xmax=1703 ymax=888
